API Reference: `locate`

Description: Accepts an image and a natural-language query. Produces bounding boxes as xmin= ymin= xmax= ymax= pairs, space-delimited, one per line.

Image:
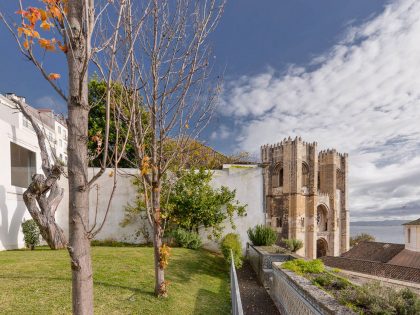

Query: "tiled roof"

xmin=322 ymin=256 xmax=420 ymax=283
xmin=403 ymin=218 xmax=420 ymax=225
xmin=341 ymin=241 xmax=404 ymax=263
xmin=388 ymin=249 xmax=420 ymax=269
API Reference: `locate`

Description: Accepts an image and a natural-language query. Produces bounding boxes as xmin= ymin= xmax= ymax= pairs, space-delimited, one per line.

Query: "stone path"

xmin=236 ymin=260 xmax=281 ymax=315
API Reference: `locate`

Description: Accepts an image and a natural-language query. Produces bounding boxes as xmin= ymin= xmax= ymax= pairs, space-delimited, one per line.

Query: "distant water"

xmin=350 ymin=224 xmax=404 ymax=244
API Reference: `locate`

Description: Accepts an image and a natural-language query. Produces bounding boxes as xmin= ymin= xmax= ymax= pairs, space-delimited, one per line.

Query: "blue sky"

xmin=2 ymin=0 xmax=420 ymax=222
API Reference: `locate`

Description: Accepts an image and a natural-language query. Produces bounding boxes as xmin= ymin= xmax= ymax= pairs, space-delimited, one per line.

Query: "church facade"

xmin=261 ymin=137 xmax=349 ymax=259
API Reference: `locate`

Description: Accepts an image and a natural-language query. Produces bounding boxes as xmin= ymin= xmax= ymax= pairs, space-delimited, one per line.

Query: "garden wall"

xmin=1 ymin=165 xmax=265 ymax=250
xmin=200 ymin=165 xmax=265 ymax=252
xmin=270 ymin=263 xmax=354 ymax=315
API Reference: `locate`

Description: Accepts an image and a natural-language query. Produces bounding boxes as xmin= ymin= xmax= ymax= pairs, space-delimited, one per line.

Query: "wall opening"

xmin=317 ymin=238 xmax=328 ymax=258
xmin=302 ymin=162 xmax=309 ymax=188
xmin=273 ymin=164 xmax=283 ymax=187
xmin=316 ymin=204 xmax=328 ymax=232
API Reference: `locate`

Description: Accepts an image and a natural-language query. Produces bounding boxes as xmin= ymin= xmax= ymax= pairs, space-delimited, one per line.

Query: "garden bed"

xmin=281 ymin=259 xmax=420 ymax=315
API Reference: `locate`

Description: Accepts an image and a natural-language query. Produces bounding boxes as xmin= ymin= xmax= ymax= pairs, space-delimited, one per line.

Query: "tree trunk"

xmin=153 ymin=223 xmax=166 ymax=297
xmin=23 ymin=179 xmax=67 ymax=250
xmin=11 ymin=99 xmax=67 ymax=250
xmin=67 ymin=1 xmax=94 ymax=314
xmin=152 ymin=181 xmax=166 ymax=297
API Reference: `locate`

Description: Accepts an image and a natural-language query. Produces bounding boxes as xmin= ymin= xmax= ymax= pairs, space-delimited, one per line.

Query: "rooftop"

xmin=388 ymin=249 xmax=420 ymax=269
xmin=403 ymin=218 xmax=420 ymax=226
xmin=341 ymin=241 xmax=405 ymax=263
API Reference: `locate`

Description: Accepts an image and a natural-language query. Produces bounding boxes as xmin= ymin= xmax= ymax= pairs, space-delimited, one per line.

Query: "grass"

xmin=0 ymin=246 xmax=230 ymax=315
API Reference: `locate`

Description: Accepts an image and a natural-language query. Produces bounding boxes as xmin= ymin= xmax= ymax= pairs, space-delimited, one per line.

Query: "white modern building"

xmin=0 ymin=93 xmax=68 ymax=250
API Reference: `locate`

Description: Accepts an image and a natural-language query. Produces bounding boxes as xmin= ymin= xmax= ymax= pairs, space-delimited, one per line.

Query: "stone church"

xmin=261 ymin=137 xmax=349 ymax=259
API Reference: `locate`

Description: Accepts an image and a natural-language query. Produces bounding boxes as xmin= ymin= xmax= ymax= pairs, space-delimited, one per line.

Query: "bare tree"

xmin=125 ymin=0 xmax=225 ymax=297
xmin=10 ymin=97 xmax=67 ymax=250
xmin=1 ymin=1 xmax=141 ymax=313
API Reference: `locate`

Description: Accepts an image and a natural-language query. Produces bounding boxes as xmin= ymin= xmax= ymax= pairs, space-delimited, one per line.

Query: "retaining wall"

xmin=270 ymin=263 xmax=355 ymax=315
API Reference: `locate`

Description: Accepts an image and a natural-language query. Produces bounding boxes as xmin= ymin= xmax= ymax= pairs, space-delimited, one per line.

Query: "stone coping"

xmin=248 ymin=243 xmax=297 ymax=257
xmin=272 ymin=262 xmax=355 ymax=315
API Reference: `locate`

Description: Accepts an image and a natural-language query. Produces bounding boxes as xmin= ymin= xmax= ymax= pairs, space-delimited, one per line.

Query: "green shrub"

xmin=171 ymin=228 xmax=202 ymax=250
xmin=21 ymin=219 xmax=40 ymax=250
xmin=313 ymin=272 xmax=350 ymax=290
xmin=282 ymin=258 xmax=325 ymax=275
xmin=247 ymin=225 xmax=277 ymax=246
xmin=220 ymin=233 xmax=242 ymax=268
xmin=283 ymin=238 xmax=303 ymax=252
xmin=337 ymin=281 xmax=420 ymax=315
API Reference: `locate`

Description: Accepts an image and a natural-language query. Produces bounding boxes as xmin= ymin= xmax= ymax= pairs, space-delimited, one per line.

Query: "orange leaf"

xmin=39 ymin=9 xmax=48 ymax=21
xmin=57 ymin=41 xmax=68 ymax=53
xmin=48 ymin=73 xmax=61 ymax=80
xmin=15 ymin=10 xmax=28 ymax=15
xmin=31 ymin=30 xmax=40 ymax=38
xmin=39 ymin=38 xmax=56 ymax=51
xmin=23 ymin=40 xmax=29 ymax=50
xmin=49 ymin=6 xmax=62 ymax=21
xmin=40 ymin=20 xmax=52 ymax=31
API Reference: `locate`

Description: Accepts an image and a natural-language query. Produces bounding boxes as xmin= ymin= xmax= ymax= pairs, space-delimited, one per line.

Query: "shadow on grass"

xmin=168 ymin=249 xmax=229 ymax=283
xmin=0 ymin=274 xmax=154 ymax=297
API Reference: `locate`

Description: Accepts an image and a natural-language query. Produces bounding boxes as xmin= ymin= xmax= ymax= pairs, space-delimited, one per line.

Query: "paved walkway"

xmin=236 ymin=260 xmax=281 ymax=315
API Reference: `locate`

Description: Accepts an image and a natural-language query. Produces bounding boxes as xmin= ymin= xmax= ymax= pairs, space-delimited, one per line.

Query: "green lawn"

xmin=0 ymin=246 xmax=230 ymax=315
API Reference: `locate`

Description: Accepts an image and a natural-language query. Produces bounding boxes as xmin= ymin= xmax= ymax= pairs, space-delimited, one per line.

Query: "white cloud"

xmin=210 ymin=124 xmax=231 ymax=141
xmin=221 ymin=0 xmax=420 ymax=220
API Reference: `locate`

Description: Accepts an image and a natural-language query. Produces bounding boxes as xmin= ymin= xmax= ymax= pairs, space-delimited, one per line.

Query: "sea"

xmin=350 ymin=222 xmax=405 ymax=244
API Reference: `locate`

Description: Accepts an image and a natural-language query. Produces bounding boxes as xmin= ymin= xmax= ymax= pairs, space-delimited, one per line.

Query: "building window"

xmin=58 ymin=125 xmax=61 ymax=134
xmin=408 ymin=228 xmax=411 ymax=243
xmin=273 ymin=164 xmax=283 ymax=188
xmin=10 ymin=142 xmax=36 ymax=188
xmin=59 ymin=139 xmax=63 ymax=147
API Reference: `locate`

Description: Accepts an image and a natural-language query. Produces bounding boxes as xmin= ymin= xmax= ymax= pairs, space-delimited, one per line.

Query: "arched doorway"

xmin=317 ymin=238 xmax=328 ymax=258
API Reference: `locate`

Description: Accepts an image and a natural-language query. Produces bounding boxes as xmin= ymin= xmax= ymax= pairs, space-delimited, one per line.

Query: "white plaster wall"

xmin=405 ymin=225 xmax=420 ymax=252
xmin=1 ymin=162 xmax=264 ymax=251
xmin=0 ymin=97 xmax=43 ymax=250
xmin=56 ymin=168 xmax=148 ymax=244
xmin=200 ymin=165 xmax=266 ymax=252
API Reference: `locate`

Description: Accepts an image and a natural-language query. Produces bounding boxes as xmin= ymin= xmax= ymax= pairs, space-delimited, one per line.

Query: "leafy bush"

xmin=171 ymin=228 xmax=202 ymax=250
xmin=220 ymin=233 xmax=242 ymax=268
xmin=283 ymin=238 xmax=303 ymax=252
xmin=21 ymin=219 xmax=40 ymax=250
xmin=282 ymin=259 xmax=325 ymax=275
xmin=247 ymin=225 xmax=277 ymax=246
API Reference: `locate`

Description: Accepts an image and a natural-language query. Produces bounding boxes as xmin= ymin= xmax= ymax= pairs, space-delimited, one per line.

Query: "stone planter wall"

xmin=270 ymin=263 xmax=355 ymax=315
xmin=247 ymin=243 xmax=295 ymax=287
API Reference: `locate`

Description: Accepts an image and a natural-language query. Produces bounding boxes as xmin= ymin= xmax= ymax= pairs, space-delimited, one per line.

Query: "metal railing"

xmin=230 ymin=250 xmax=244 ymax=315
